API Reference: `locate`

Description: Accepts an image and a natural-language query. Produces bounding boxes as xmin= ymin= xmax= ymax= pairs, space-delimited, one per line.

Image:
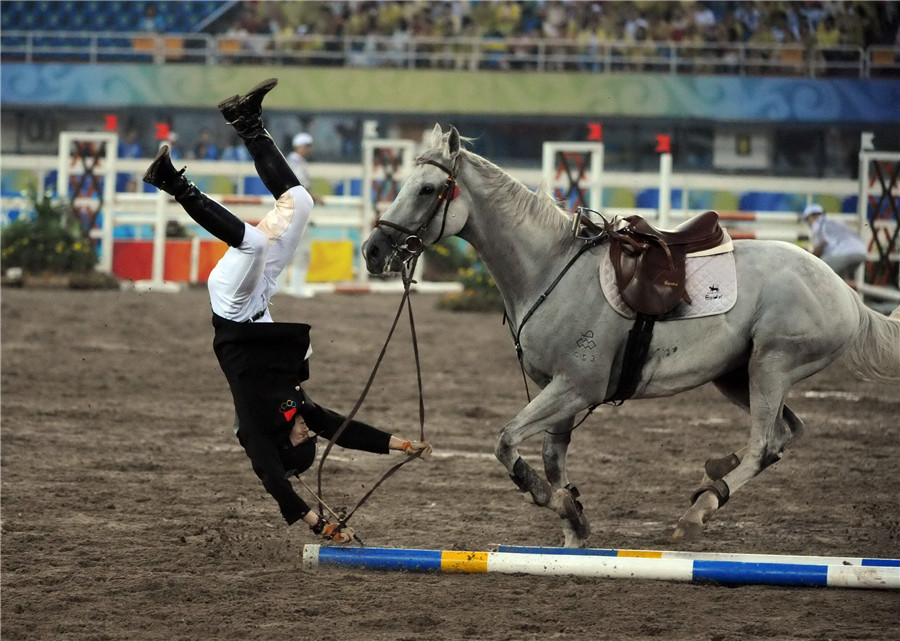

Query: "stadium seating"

xmin=1 ymin=1 xmax=225 ymax=33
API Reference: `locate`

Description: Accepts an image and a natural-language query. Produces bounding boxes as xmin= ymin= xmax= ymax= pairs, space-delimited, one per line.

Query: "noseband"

xmin=375 ymin=158 xmax=459 ymax=260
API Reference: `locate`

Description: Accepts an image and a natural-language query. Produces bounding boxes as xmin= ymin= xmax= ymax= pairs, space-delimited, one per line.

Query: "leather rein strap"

xmin=313 ymin=165 xmax=459 ymax=538
xmin=512 ymin=233 xmax=606 ymax=403
xmin=313 ymin=259 xmax=426 ymax=538
xmin=510 ymin=214 xmax=670 ymax=423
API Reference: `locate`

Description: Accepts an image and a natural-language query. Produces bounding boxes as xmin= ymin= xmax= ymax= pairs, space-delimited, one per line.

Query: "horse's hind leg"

xmin=542 ymin=424 xmax=590 ymax=546
xmin=672 ymin=365 xmax=806 ymax=543
xmin=701 ymin=367 xmax=804 ymax=485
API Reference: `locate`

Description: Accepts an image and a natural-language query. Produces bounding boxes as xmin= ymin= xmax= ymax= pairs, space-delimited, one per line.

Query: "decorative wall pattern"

xmin=3 ymin=64 xmax=899 ymax=123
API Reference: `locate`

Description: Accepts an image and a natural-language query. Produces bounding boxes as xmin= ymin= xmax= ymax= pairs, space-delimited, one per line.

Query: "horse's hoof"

xmin=562 ymin=518 xmax=590 ymax=548
xmin=573 ymin=516 xmax=591 ymax=541
xmin=670 ymin=519 xmax=704 ymax=544
xmin=671 ymin=489 xmax=718 ymax=543
xmin=563 ymin=531 xmax=587 ymax=548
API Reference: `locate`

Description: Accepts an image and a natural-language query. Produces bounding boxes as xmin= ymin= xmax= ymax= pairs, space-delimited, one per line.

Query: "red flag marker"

xmin=155 ymin=123 xmax=171 ymax=140
xmin=655 ymin=135 xmax=671 ymax=153
xmin=104 ymin=114 xmax=118 ymax=131
xmin=587 ymin=123 xmax=603 ymax=141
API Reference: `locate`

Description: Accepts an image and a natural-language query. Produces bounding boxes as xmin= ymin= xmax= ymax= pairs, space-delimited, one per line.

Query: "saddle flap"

xmin=610 ymin=237 xmax=687 ymax=316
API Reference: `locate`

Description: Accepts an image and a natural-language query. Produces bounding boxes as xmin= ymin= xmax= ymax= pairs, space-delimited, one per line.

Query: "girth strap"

xmin=604 ymin=312 xmax=656 ymax=404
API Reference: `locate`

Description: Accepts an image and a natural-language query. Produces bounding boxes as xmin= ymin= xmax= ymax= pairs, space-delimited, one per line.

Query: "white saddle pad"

xmin=599 ymin=244 xmax=738 ymax=321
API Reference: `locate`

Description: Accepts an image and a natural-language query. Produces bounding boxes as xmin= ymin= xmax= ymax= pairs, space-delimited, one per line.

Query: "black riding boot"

xmin=217 ymin=78 xmax=300 ymax=199
xmin=142 ymin=146 xmax=245 ymax=248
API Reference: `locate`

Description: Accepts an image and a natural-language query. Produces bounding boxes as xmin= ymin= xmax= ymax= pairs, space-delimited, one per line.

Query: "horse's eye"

xmin=419 ymin=185 xmax=436 ymax=196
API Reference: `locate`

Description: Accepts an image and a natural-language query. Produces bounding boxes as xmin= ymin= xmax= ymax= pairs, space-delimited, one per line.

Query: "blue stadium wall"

xmin=2 ymin=64 xmax=899 ymax=123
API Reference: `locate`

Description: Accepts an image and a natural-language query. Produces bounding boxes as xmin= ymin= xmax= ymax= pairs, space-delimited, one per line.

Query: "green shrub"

xmin=1 ymin=188 xmax=98 ymax=274
xmin=438 ymin=265 xmax=505 ymax=312
xmin=424 ymin=237 xmax=476 ymax=281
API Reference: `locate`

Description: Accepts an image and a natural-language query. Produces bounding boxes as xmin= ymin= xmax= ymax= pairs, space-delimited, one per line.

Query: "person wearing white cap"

xmin=802 ymin=203 xmax=867 ymax=279
xmin=285 ymin=131 xmax=321 ymax=298
xmin=287 ymin=132 xmax=318 ymax=200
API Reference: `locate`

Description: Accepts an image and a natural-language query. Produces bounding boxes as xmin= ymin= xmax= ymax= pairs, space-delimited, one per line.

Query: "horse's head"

xmin=363 ymin=124 xmax=467 ymax=275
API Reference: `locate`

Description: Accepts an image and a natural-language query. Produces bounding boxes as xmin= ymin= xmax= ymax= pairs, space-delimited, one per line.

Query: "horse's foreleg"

xmin=542 ymin=425 xmax=591 ymax=546
xmin=542 ymin=423 xmax=574 ymax=488
xmin=494 ymin=379 xmax=583 ymax=500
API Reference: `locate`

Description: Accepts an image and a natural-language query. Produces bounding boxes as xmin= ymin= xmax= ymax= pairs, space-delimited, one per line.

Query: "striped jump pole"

xmin=494 ymin=545 xmax=900 ymax=568
xmin=302 ymin=545 xmax=900 ymax=590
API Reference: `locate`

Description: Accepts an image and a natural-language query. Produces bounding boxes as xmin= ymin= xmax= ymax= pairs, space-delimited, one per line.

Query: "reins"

xmin=312 ymin=258 xmax=427 ymax=541
xmin=508 ymin=216 xmax=608 ymax=403
xmin=310 ymin=159 xmax=459 ymax=541
xmin=503 ymin=209 xmax=615 ymax=430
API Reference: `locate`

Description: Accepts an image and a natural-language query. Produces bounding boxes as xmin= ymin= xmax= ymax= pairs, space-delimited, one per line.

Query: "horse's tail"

xmin=841 ymin=297 xmax=900 ymax=384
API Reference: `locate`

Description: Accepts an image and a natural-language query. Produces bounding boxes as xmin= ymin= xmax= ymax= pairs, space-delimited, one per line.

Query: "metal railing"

xmin=2 ymin=30 xmax=895 ymax=78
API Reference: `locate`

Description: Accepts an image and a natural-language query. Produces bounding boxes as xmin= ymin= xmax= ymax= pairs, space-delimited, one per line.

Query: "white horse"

xmin=363 ymin=124 xmax=900 ymax=547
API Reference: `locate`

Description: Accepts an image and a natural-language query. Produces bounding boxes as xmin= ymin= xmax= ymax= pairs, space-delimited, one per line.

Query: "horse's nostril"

xmin=367 ymin=244 xmax=380 ymax=259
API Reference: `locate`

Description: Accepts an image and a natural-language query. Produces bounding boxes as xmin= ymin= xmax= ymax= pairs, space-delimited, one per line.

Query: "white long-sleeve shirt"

xmin=810 ymin=216 xmax=866 ymax=257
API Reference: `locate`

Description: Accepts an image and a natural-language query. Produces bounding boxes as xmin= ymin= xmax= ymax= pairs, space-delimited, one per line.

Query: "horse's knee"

xmin=740 ymin=443 xmax=782 ymax=474
xmin=542 ymin=430 xmax=571 ymax=457
xmin=493 ymin=433 xmax=515 ymax=467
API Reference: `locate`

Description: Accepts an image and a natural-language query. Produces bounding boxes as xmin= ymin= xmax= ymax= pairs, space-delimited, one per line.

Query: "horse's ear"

xmin=448 ymin=126 xmax=460 ymax=156
xmin=430 ymin=123 xmax=443 ymax=147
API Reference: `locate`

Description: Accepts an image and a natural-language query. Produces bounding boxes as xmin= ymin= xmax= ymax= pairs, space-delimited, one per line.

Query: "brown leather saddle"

xmin=608 ymin=210 xmax=726 ymax=316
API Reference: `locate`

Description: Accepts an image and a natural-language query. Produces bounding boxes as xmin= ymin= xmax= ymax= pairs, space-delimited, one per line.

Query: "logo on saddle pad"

xmin=705 ymin=285 xmax=723 ymax=301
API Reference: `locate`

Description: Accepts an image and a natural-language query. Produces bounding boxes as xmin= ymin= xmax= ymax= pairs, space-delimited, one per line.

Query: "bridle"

xmin=375 ymin=157 xmax=460 ymax=262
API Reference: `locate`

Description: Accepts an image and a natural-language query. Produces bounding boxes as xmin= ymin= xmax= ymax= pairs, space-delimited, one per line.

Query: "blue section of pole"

xmin=862 ymin=558 xmax=900 ymax=567
xmin=316 ymin=546 xmax=442 ymax=572
xmin=691 ymin=561 xmax=829 ymax=587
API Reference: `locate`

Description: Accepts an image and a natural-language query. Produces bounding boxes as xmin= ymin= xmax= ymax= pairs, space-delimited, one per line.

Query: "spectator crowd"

xmin=108 ymin=1 xmax=899 ymax=165
xmin=227 ymin=1 xmax=897 ymax=55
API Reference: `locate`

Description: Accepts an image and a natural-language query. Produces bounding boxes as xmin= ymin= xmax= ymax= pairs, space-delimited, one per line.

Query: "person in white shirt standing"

xmin=286 ymin=132 xmax=321 ymax=297
xmin=802 ymin=203 xmax=867 ymax=279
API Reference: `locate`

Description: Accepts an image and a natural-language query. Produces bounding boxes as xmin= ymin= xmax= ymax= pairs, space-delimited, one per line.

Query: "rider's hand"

xmin=321 ymin=522 xmax=355 ymax=544
xmin=401 ymin=440 xmax=433 ymax=459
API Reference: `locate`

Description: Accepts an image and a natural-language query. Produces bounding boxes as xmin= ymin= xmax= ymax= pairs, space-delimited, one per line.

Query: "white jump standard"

xmin=302 ymin=545 xmax=900 ymax=590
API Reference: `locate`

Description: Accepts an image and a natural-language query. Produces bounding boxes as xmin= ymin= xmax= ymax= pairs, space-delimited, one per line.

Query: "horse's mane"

xmin=419 ymin=133 xmax=572 ymax=241
xmin=458 ymin=148 xmax=572 ymax=236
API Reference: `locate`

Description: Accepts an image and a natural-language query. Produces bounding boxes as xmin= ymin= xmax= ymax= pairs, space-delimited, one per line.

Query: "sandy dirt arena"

xmin=2 ymin=286 xmax=898 ymax=641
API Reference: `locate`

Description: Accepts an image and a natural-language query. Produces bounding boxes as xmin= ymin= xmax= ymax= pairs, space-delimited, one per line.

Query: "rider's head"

xmin=802 ymin=204 xmax=824 ymax=225
xmin=280 ymin=437 xmax=317 ymax=476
